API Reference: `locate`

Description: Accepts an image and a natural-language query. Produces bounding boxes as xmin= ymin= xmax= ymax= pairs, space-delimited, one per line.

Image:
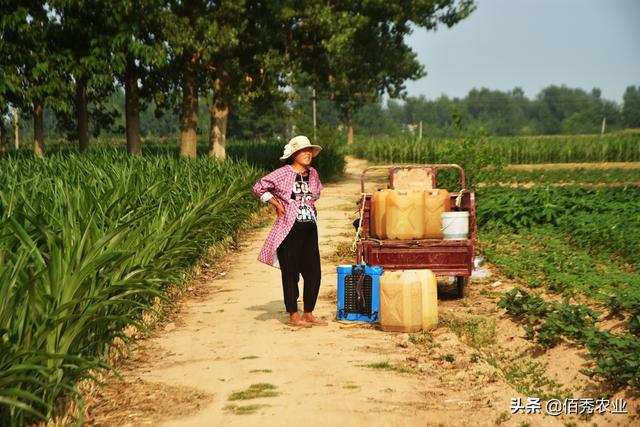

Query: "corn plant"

xmin=350 ymin=132 xmax=640 ymax=170
xmin=0 ymin=146 xmax=262 ymax=425
xmin=484 ymin=167 xmax=640 ymax=186
xmin=485 ymin=133 xmax=640 ymax=164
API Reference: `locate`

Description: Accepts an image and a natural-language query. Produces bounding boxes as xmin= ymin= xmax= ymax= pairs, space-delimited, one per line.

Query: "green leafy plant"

xmin=0 ymin=146 xmax=263 ymax=425
xmin=498 ymin=288 xmax=639 ymax=390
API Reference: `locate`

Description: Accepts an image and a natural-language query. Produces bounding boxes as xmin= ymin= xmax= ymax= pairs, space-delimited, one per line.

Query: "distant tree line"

xmin=321 ymin=84 xmax=640 ymax=138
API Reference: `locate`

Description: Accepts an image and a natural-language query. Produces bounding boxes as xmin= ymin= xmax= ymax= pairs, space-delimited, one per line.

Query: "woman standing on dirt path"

xmin=252 ymin=135 xmax=328 ymax=328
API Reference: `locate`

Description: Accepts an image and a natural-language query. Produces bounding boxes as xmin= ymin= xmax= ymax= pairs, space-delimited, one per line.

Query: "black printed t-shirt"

xmin=290 ymin=172 xmax=316 ymax=224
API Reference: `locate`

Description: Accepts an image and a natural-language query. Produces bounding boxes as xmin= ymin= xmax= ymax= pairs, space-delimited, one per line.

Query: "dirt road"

xmin=86 ymin=157 xmax=637 ymax=427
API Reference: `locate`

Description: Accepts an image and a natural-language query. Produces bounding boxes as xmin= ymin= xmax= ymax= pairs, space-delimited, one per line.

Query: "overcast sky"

xmin=404 ymin=0 xmax=640 ymax=103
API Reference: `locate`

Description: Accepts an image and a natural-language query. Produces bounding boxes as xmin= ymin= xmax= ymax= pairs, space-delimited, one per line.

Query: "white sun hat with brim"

xmin=279 ymin=135 xmax=322 ymax=161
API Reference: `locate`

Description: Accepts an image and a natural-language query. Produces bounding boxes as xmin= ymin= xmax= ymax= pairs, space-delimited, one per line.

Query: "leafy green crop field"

xmin=477 ymin=184 xmax=640 ymax=391
xmin=477 ymin=186 xmax=640 ymax=266
xmin=485 ymin=167 xmax=640 ymax=186
xmin=498 ymin=287 xmax=639 ymax=390
xmin=0 ymin=147 xmax=264 ymax=425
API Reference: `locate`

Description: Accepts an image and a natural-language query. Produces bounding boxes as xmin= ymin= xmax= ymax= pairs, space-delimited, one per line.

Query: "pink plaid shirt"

xmin=252 ymin=165 xmax=324 ymax=268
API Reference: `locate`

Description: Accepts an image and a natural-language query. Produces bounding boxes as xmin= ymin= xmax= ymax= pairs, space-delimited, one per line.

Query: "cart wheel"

xmin=455 ymin=276 xmax=469 ymax=299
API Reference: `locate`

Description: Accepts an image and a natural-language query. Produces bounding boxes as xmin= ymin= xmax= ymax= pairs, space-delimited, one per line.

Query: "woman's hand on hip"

xmin=269 ymin=198 xmax=285 ymax=219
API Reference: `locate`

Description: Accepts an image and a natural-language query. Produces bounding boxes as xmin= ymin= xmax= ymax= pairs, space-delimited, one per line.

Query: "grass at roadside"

xmin=439 ymin=313 xmax=570 ymax=399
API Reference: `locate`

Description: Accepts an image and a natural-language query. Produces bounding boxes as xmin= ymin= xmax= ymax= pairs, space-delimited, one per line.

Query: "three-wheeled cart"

xmin=355 ymin=164 xmax=476 ymax=298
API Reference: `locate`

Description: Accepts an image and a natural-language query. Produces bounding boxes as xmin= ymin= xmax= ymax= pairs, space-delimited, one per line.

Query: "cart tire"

xmin=455 ymin=276 xmax=469 ymax=299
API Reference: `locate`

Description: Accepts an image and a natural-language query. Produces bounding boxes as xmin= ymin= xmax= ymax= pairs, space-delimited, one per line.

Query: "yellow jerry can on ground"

xmin=380 ymin=269 xmax=438 ymax=332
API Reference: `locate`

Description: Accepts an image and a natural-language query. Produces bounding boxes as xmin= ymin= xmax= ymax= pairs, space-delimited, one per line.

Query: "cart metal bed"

xmin=355 ymin=164 xmax=476 ymax=298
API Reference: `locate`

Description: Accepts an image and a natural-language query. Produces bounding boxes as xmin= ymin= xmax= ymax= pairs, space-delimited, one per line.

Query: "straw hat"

xmin=279 ymin=135 xmax=322 ymax=161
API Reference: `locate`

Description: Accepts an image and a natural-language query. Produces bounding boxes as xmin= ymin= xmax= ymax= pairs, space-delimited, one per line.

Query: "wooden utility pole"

xmin=77 ymin=79 xmax=90 ymax=152
xmin=13 ymin=109 xmax=20 ymax=150
xmin=312 ymin=88 xmax=317 ymax=142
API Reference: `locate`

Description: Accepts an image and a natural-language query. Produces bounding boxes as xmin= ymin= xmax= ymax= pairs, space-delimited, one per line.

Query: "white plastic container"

xmin=441 ymin=211 xmax=469 ymax=240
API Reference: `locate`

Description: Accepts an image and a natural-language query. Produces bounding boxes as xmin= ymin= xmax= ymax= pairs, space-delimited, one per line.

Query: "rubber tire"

xmin=455 ymin=276 xmax=469 ymax=299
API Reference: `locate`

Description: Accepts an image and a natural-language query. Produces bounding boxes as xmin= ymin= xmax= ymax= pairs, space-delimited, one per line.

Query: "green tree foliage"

xmin=289 ymin=0 xmax=475 ymax=144
xmin=202 ymin=0 xmax=289 ymax=159
xmin=1 ymin=1 xmax=70 ymax=155
xmin=622 ymin=85 xmax=640 ymax=128
xmin=364 ymin=85 xmax=631 ymax=138
xmin=2 ymin=0 xmax=635 ymax=152
xmin=49 ymin=0 xmax=119 ymax=151
xmin=100 ymin=0 xmax=168 ymax=154
xmin=533 ymin=86 xmax=610 ymax=134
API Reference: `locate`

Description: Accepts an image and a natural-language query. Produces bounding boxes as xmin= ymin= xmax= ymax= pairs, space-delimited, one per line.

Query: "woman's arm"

xmin=253 ymin=171 xmax=286 ymax=218
xmin=252 ymin=172 xmax=277 ymax=202
xmin=311 ymin=168 xmax=324 ymax=201
xmin=267 ymin=197 xmax=285 ymax=218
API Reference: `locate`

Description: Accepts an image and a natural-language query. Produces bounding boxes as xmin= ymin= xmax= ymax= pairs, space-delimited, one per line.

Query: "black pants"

xmin=276 ymin=221 xmax=321 ymax=313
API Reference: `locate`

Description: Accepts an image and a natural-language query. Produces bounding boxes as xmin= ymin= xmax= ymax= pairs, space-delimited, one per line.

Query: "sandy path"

xmin=86 ymin=157 xmax=637 ymax=427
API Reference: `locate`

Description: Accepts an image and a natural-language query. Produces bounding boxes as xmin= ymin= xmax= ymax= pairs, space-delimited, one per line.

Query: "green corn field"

xmin=351 ymin=132 xmax=640 ymax=166
xmin=485 ymin=133 xmax=640 ymax=164
xmin=0 ymin=146 xmax=264 ymax=425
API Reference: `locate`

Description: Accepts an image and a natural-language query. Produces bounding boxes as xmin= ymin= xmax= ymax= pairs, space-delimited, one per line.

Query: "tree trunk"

xmin=125 ymin=60 xmax=142 ymax=155
xmin=346 ymin=110 xmax=354 ymax=145
xmin=0 ymin=118 xmax=7 ymax=157
xmin=208 ymin=95 xmax=228 ymax=160
xmin=77 ymin=78 xmax=90 ymax=153
xmin=179 ymin=66 xmax=198 ymax=159
xmin=13 ymin=109 xmax=20 ymax=150
xmin=33 ymin=101 xmax=45 ymax=156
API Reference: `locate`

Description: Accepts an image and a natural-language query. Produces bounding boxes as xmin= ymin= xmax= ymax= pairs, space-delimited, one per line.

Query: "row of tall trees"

xmin=9 ymin=82 xmax=639 ymax=144
xmin=0 ymin=0 xmax=475 ymax=157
